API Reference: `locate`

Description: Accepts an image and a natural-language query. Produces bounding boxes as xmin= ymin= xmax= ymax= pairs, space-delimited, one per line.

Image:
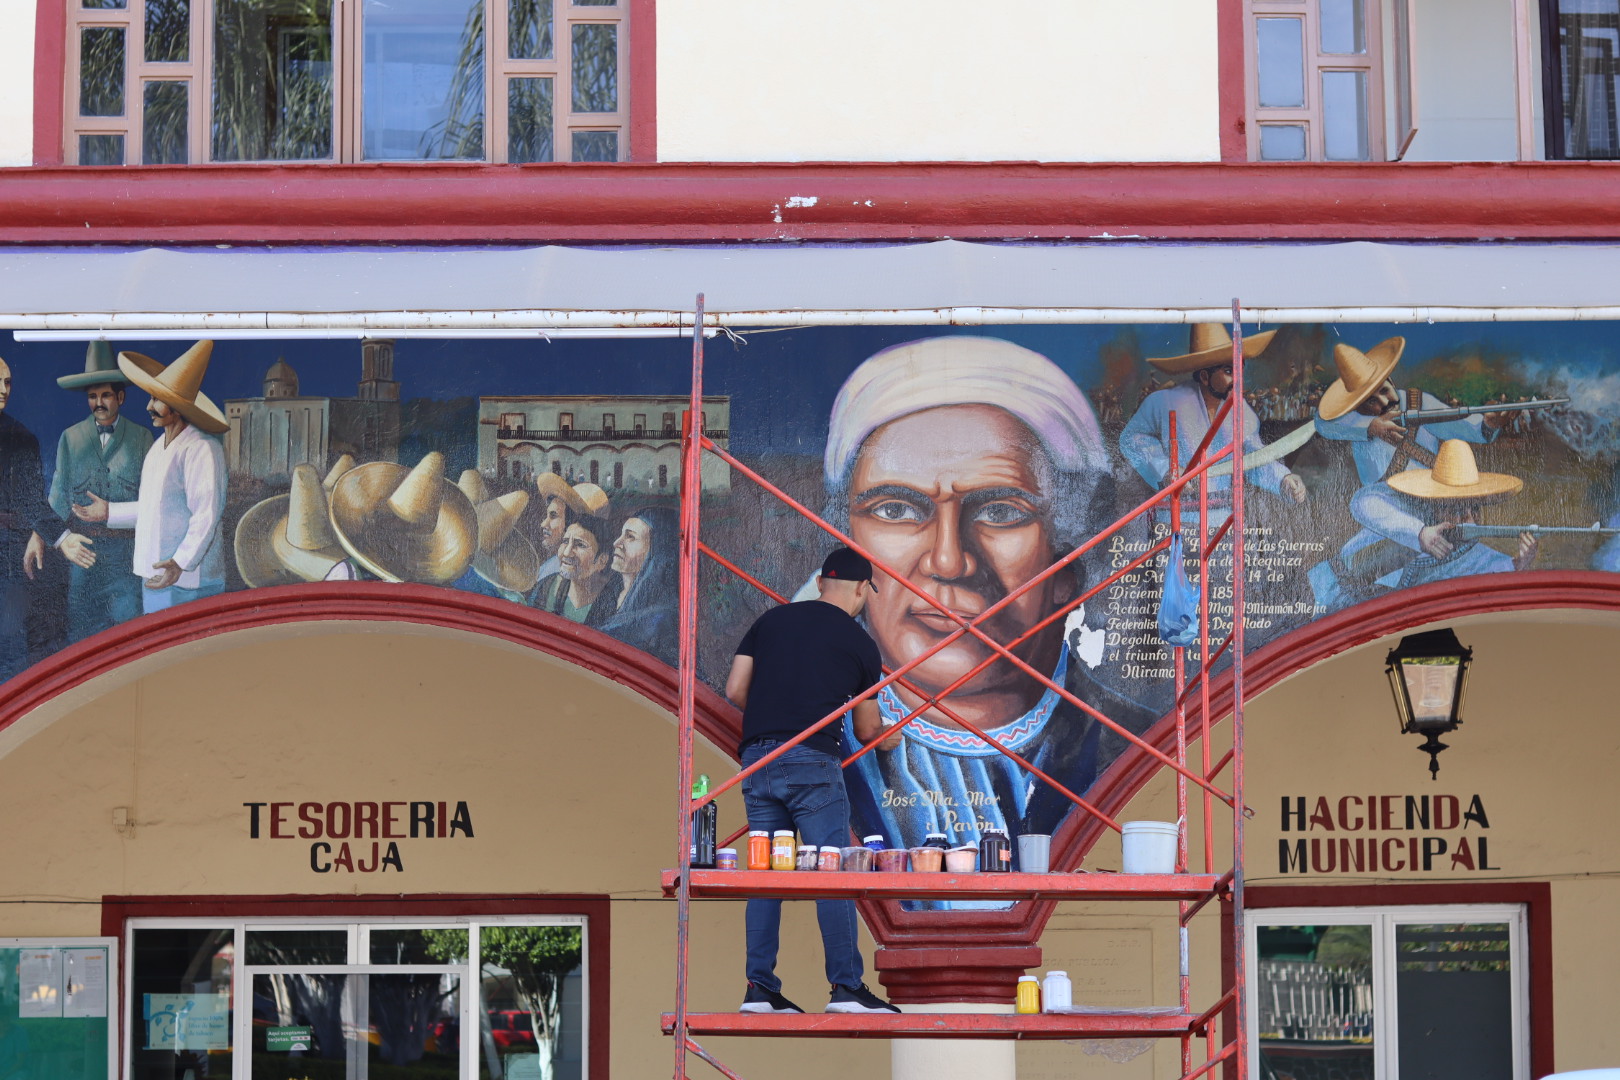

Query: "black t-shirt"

xmin=735 ymin=600 xmax=883 ymax=757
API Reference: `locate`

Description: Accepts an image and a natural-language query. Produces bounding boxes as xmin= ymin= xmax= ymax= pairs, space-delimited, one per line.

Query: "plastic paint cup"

xmin=1017 ymin=833 xmax=1051 ymax=874
xmin=1121 ymin=821 xmax=1179 ymax=874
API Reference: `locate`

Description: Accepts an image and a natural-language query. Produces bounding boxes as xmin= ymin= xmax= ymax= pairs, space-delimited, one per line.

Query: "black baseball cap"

xmin=820 ymin=547 xmax=878 ymax=590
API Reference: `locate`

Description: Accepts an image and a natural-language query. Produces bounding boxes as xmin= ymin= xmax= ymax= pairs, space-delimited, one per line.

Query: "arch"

xmin=0 ymin=582 xmax=740 ymax=758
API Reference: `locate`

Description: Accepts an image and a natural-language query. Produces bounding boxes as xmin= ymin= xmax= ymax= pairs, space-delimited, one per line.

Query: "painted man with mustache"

xmin=43 ymin=342 xmax=152 ymax=641
xmin=824 ymin=337 xmax=1154 ymax=865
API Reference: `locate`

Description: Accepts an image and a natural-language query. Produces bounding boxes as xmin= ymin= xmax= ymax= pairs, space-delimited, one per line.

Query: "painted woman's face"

xmin=611 ymin=517 xmax=651 ymax=577
xmin=847 ymin=404 xmax=1067 ymax=719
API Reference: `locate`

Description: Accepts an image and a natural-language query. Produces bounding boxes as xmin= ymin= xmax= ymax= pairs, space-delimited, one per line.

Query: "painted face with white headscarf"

xmin=825 ymin=337 xmax=1108 ymax=733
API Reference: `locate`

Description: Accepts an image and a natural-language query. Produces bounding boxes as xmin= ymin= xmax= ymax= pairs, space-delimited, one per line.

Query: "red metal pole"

xmin=1170 ymin=415 xmax=1192 ymax=1078
xmin=672 ymin=296 xmax=706 ymax=1080
xmin=1229 ymin=299 xmax=1250 ymax=1080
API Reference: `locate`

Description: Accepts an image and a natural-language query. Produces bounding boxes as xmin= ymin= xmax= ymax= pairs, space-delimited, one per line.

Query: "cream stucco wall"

xmin=0 ymin=0 xmax=35 ymax=166
xmin=655 ymin=0 xmax=1222 ymax=163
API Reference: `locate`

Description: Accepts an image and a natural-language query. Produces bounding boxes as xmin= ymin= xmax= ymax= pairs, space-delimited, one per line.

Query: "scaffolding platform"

xmin=660 ymin=1011 xmax=1200 ymax=1040
xmin=660 ymin=869 xmax=1226 ymax=903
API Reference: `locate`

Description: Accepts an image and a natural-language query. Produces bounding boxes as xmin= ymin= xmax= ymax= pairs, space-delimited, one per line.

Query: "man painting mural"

xmin=1119 ymin=323 xmax=1308 ymax=519
xmin=46 ymin=342 xmax=153 ymax=641
xmin=0 ymin=358 xmax=58 ymax=682
xmin=73 ymin=342 xmax=230 ymax=613
xmin=823 ymin=336 xmax=1153 ymax=861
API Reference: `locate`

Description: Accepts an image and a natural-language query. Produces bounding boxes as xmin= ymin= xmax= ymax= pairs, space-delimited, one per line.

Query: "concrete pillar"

xmin=891 ymin=1002 xmax=1017 ymax=1080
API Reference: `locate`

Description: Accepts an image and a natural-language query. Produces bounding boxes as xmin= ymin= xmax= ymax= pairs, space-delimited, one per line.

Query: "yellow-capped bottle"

xmin=1015 ymin=975 xmax=1041 ymax=1014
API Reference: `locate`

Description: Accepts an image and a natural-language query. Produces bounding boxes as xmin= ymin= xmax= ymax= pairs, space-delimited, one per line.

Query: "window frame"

xmin=51 ymin=0 xmax=646 ymax=166
xmin=1245 ymin=0 xmax=1388 ymax=161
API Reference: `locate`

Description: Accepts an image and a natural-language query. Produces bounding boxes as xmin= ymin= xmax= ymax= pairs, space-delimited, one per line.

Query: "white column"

xmin=890 ymin=1002 xmax=1017 ymax=1080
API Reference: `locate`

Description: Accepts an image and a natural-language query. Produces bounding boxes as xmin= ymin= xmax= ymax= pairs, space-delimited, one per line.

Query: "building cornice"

xmin=1 ymin=161 xmax=1619 ymax=245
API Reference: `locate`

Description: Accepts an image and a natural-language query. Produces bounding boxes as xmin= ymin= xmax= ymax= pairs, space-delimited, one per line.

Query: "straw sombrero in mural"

xmin=1387 ymin=439 xmax=1523 ymax=504
xmin=116 ymin=340 xmax=231 ymax=435
xmin=235 ymin=463 xmax=349 ymax=586
xmin=534 ymin=473 xmax=611 ymax=519
xmin=1146 ymin=323 xmax=1278 ymax=375
xmin=323 ymin=454 xmax=357 ymax=494
xmin=329 ymin=452 xmax=478 ymax=585
xmin=458 ymin=471 xmax=540 ymax=593
xmin=1317 ymin=337 xmax=1407 ymax=421
xmin=57 ymin=340 xmax=131 ymax=390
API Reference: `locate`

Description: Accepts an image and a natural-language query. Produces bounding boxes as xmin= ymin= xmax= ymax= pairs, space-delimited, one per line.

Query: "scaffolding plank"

xmin=661 ymin=1012 xmax=1197 ymax=1040
xmin=660 ymin=869 xmax=1223 ymax=902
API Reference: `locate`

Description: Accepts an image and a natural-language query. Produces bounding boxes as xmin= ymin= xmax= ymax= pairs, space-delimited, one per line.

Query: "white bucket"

xmin=1121 ymin=821 xmax=1179 ymax=874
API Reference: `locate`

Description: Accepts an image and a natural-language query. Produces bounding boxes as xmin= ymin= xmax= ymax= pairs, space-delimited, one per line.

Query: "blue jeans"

xmin=741 ymin=740 xmax=863 ymax=992
xmin=141 ymin=580 xmax=225 ymax=614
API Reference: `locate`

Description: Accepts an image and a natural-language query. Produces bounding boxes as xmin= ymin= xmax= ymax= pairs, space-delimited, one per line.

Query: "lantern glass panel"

xmin=1398 ymin=656 xmax=1461 ymax=728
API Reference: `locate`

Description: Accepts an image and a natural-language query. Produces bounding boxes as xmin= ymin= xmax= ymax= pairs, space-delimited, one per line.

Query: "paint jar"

xmin=818 ymin=846 xmax=842 ymax=871
xmin=978 ymin=829 xmax=1012 ymax=873
xmin=909 ymin=846 xmax=943 ymax=872
xmin=771 ymin=830 xmax=796 ymax=871
xmin=863 ymin=835 xmax=887 ymax=852
xmin=747 ymin=830 xmax=771 ymax=871
xmin=796 ymin=845 xmax=820 ymax=871
xmin=716 ymin=848 xmax=738 ymax=870
xmin=841 ymin=846 xmax=874 ymax=872
xmin=944 ymin=846 xmax=978 ymax=873
xmin=1015 ymin=976 xmax=1041 ymax=1014
xmin=922 ymin=832 xmax=950 ymax=852
xmin=1041 ymin=971 xmax=1072 ymax=1012
xmin=874 ymin=848 xmax=909 ymax=873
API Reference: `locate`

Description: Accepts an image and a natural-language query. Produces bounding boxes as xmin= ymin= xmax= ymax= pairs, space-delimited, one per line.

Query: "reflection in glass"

xmin=82 ymin=0 xmax=127 ymax=9
xmin=371 ymin=927 xmax=468 ymax=964
xmin=1322 ymin=69 xmax=1371 ymax=160
xmin=1396 ymin=923 xmax=1513 ymax=1079
xmin=571 ymin=23 xmax=617 ymax=112
xmin=509 ymin=77 xmax=555 ymax=162
xmin=1256 ymin=924 xmax=1374 ymax=1079
xmin=1255 ymin=18 xmax=1305 ymax=108
xmin=364 ymin=0 xmax=484 ymax=159
xmin=250 ymin=972 xmax=351 ymax=1078
xmin=78 ymin=133 xmax=124 ymax=165
xmin=369 ymin=973 xmax=461 ymax=1073
xmin=145 ymin=0 xmax=190 ymax=62
xmin=212 ymin=0 xmax=333 ymax=160
xmin=576 ymin=0 xmax=615 ymax=5
xmin=1319 ymin=0 xmax=1366 ymax=54
xmin=80 ymin=27 xmax=126 ymax=117
xmin=131 ymin=928 xmax=235 ymax=1080
xmin=1556 ymin=0 xmax=1620 ymax=157
xmin=1259 ymin=124 xmax=1308 ymax=160
xmin=479 ymin=926 xmax=584 ymax=1080
xmin=509 ymin=0 xmax=552 ymax=60
xmin=143 ymin=81 xmax=188 ymax=163
xmin=572 ymin=130 xmax=616 ymax=161
xmin=246 ymin=929 xmax=347 ymax=965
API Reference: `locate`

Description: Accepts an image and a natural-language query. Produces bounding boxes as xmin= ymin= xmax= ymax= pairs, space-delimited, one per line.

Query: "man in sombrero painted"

xmin=1343 ymin=439 xmax=1537 ymax=593
xmin=74 ymin=341 xmax=230 ymax=614
xmin=1119 ymin=323 xmax=1308 ymax=521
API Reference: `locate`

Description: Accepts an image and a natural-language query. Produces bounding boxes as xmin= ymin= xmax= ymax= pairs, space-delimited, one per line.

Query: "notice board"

xmin=1 ymin=938 xmax=117 ymax=1080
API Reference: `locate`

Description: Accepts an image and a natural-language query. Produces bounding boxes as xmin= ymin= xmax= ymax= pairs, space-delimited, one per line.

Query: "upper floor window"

xmin=1546 ymin=0 xmax=1620 ymax=158
xmin=67 ymin=0 xmax=626 ymax=165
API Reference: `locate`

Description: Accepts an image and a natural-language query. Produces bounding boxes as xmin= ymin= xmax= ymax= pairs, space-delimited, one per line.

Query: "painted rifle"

xmin=1381 ymin=390 xmax=1566 ymax=480
xmin=1451 ymin=522 xmax=1620 ymax=541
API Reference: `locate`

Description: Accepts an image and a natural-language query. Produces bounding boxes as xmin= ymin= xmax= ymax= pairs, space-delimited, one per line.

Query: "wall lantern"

xmin=1384 ymin=629 xmax=1473 ymax=780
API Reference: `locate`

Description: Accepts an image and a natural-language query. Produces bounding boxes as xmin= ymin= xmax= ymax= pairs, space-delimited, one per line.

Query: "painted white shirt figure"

xmin=1120 ymin=382 xmax=1290 ymax=497
xmin=106 ymin=423 xmax=227 ymax=589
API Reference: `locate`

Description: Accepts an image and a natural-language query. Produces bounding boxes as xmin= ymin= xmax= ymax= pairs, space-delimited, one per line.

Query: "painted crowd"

xmin=3 ymin=323 xmax=1618 ymax=876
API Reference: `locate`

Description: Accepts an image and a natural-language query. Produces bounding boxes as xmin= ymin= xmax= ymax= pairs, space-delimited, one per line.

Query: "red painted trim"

xmin=3 ymin=162 xmax=1620 ymax=244
xmin=102 ymin=893 xmax=612 ymax=1080
xmin=1217 ymin=0 xmax=1246 ymax=163
xmin=626 ymin=0 xmax=655 ymax=162
xmin=1242 ymin=883 xmax=1554 ymax=1078
xmin=33 ymin=0 xmax=64 ymax=166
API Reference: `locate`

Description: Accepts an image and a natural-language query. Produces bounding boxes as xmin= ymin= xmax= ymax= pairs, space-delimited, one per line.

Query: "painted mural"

xmin=2 ymin=322 xmax=1617 ymax=882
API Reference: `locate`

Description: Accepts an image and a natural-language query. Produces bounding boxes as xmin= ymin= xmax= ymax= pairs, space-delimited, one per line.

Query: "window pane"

xmin=571 ymin=130 xmax=616 ymax=161
xmin=145 ymin=0 xmax=190 ymax=62
xmin=142 ymin=81 xmax=188 ymax=163
xmin=479 ymin=926 xmax=584 ymax=1080
xmin=78 ymin=133 xmax=124 ymax=165
xmin=571 ymin=23 xmax=617 ymax=112
xmin=509 ymin=0 xmax=552 ymax=60
xmin=509 ymin=77 xmax=555 ymax=162
xmin=576 ymin=0 xmax=614 ymax=5
xmin=80 ymin=26 xmax=125 ymax=116
xmin=363 ymin=0 xmax=485 ymax=159
xmin=250 ymin=972 xmax=353 ymax=1071
xmin=1256 ymin=17 xmax=1305 ymax=107
xmin=1320 ymin=0 xmax=1367 ymax=54
xmin=131 ymin=928 xmax=235 ymax=1080
xmin=1255 ymin=924 xmax=1374 ymax=1078
xmin=212 ymin=0 xmax=333 ymax=160
xmin=370 ymin=928 xmax=468 ymax=964
xmin=245 ymin=929 xmax=348 ymax=965
xmin=1556 ymin=0 xmax=1620 ymax=158
xmin=1259 ymin=123 xmax=1307 ymax=160
xmin=1322 ymin=69 xmax=1371 ymax=159
xmin=82 ymin=0 xmax=126 ymax=8
xmin=369 ymin=973 xmax=462 ymax=1073
xmin=1396 ymin=924 xmax=1513 ymax=1079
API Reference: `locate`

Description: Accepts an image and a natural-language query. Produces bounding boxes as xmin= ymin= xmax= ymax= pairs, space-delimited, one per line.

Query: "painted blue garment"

xmin=1120 ymin=382 xmax=1289 ymax=497
xmin=1314 ymin=389 xmax=1494 ymax=486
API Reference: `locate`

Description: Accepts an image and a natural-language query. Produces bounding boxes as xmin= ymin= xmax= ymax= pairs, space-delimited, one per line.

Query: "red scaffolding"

xmin=665 ymin=299 xmax=1256 ymax=1080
